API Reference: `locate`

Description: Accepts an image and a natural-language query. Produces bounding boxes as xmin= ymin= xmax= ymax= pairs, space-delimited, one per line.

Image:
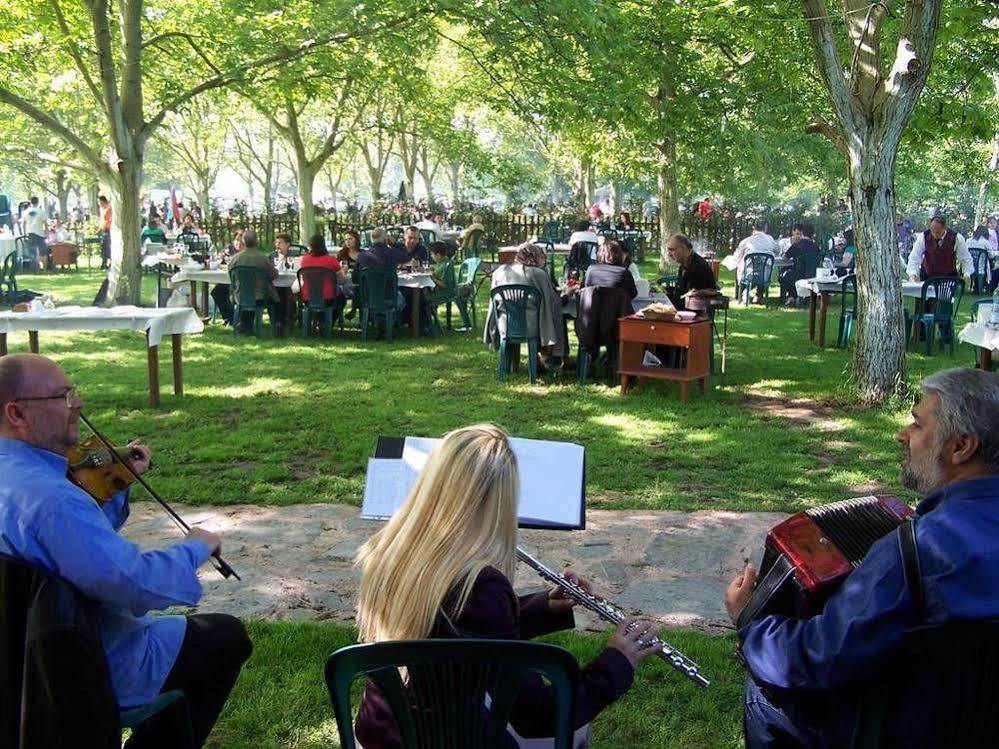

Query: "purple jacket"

xmin=354 ymin=566 xmax=634 ymax=747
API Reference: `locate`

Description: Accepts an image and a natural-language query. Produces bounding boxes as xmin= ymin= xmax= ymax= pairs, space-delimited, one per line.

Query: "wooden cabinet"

xmin=617 ymin=317 xmax=711 ymax=400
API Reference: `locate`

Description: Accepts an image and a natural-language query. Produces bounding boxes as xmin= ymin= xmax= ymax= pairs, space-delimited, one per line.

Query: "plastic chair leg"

xmin=360 ymin=309 xmax=369 ymax=341
xmin=527 ymin=339 xmax=539 ymax=384
xmin=497 ymin=339 xmax=508 ymax=382
xmin=302 ymin=309 xmax=310 ymax=338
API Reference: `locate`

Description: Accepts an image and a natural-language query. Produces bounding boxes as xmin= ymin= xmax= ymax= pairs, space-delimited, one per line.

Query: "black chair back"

xmin=969 ymin=248 xmax=990 ymax=294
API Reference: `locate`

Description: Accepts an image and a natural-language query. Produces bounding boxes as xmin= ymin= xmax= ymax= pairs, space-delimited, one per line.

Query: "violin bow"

xmin=78 ymin=412 xmax=240 ymax=581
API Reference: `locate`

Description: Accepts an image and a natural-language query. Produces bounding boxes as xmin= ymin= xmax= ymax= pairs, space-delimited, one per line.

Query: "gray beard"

xmin=900 ymin=452 xmax=945 ymax=497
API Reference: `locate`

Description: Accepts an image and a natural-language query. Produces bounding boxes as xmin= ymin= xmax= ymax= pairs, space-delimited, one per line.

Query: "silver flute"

xmin=516 ymin=547 xmax=710 ymax=688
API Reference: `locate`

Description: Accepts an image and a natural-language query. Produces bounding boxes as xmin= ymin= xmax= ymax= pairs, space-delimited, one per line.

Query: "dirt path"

xmin=124 ymin=503 xmax=786 ymax=632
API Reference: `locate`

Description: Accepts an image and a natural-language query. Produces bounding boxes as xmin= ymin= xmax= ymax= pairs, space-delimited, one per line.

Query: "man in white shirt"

xmin=415 ymin=214 xmax=442 ymax=241
xmin=906 ymin=216 xmax=973 ymax=282
xmin=732 ymin=222 xmax=777 ymax=284
xmin=22 ymin=196 xmax=48 ymax=271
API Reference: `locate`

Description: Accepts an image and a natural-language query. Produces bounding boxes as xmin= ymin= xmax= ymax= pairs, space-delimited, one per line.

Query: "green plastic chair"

xmin=905 ymin=277 xmax=965 ymax=356
xmin=836 ymin=275 xmax=858 ymax=348
xmin=297 ymin=266 xmax=343 ymax=338
xmin=419 ymin=229 xmax=436 ymax=246
xmin=850 ymin=621 xmax=999 ymax=749
xmin=324 ymin=639 xmax=579 ymax=749
xmin=228 ymin=265 xmax=269 ymax=336
xmin=737 ymin=252 xmax=775 ymax=305
xmin=490 ymin=284 xmax=542 ymax=384
xmin=456 ymin=257 xmax=482 ymax=330
xmin=1 ymin=252 xmax=17 ymax=304
xmin=429 ymin=259 xmax=459 ymax=332
xmin=358 ymin=266 xmax=399 ymax=342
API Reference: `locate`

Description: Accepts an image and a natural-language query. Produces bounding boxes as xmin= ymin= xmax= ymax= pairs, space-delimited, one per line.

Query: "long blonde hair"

xmin=356 ymin=424 xmax=519 ymax=643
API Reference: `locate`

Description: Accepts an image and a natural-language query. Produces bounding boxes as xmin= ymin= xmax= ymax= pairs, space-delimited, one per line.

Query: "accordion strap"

xmin=899 ymin=518 xmax=925 ymax=623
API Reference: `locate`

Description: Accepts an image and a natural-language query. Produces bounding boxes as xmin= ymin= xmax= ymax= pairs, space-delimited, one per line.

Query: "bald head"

xmin=0 ymin=355 xmax=81 ymax=452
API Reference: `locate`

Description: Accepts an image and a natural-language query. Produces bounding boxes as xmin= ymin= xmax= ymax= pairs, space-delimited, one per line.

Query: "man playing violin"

xmin=0 ymin=354 xmax=251 ymax=748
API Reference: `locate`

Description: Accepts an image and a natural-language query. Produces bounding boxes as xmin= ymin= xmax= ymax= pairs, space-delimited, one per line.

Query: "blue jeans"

xmin=743 ymin=678 xmax=855 ymax=749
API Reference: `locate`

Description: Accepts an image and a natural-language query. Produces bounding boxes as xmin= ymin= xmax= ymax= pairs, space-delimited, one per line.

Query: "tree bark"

xmin=656 ymin=139 xmax=680 ymax=271
xmin=296 ymin=161 xmax=317 ymax=242
xmin=109 ymin=156 xmax=144 ymax=304
xmin=54 ymin=169 xmax=70 ymax=220
xmin=448 ymin=160 xmax=461 ymax=204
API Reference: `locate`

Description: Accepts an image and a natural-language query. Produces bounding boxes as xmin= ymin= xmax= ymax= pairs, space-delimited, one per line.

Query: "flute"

xmin=517 ymin=546 xmax=710 ymax=688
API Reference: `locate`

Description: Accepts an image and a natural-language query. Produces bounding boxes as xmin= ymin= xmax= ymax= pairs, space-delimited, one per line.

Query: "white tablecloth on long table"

xmin=397 ymin=272 xmax=435 ymax=290
xmin=960 ymin=304 xmax=998 ymax=352
xmin=0 ymin=306 xmax=204 ymax=347
xmin=170 ymin=267 xmax=298 ymax=288
xmin=795 ymin=277 xmax=849 ymax=298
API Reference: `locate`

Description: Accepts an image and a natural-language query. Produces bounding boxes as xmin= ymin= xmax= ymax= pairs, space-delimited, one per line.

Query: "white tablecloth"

xmin=959 ymin=321 xmax=999 ymax=352
xmin=170 ymin=267 xmax=298 ymax=288
xmin=141 ymin=252 xmax=183 ymax=268
xmin=397 ymin=272 xmax=435 ymax=290
xmin=0 ymin=306 xmax=203 ymax=347
xmin=795 ymin=277 xmax=849 ymax=297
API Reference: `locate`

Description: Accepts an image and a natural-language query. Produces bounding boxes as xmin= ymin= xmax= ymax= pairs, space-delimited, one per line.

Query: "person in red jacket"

xmin=299 ymin=234 xmax=345 ymax=304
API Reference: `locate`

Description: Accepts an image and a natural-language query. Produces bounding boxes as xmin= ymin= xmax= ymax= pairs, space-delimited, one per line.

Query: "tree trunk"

xmin=107 ymin=156 xmax=144 ymax=305
xmin=297 ymin=162 xmax=317 ymax=243
xmin=448 ymin=161 xmax=461 ymax=203
xmin=848 ymin=147 xmax=906 ymax=402
xmin=54 ymin=170 xmax=70 ymax=221
xmin=656 ymin=141 xmax=680 ymax=271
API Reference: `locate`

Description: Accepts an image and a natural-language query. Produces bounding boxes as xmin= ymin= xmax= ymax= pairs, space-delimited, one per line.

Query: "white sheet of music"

xmin=361 ymin=436 xmax=585 ymax=529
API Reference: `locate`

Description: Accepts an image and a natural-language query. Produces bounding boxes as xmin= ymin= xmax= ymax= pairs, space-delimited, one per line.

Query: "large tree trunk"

xmin=848 ymin=147 xmax=906 ymax=402
xmin=54 ymin=169 xmax=70 ymax=221
xmin=656 ymin=140 xmax=681 ymax=271
xmin=297 ymin=161 xmax=317 ymax=243
xmin=107 ymin=156 xmax=144 ymax=304
xmin=448 ymin=161 xmax=461 ymax=203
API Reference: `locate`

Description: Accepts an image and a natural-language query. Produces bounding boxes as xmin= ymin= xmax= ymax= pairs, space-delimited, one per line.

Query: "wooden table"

xmin=796 ymin=276 xmax=850 ymax=348
xmin=617 ymin=316 xmax=711 ymax=400
xmin=0 ymin=306 xmax=203 ymax=407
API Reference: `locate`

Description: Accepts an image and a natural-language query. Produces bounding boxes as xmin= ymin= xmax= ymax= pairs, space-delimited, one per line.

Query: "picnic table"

xmin=0 ymin=306 xmax=203 ymax=407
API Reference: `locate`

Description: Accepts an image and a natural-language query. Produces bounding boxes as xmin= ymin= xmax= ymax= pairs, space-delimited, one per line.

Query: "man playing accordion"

xmin=725 ymin=368 xmax=999 ymax=749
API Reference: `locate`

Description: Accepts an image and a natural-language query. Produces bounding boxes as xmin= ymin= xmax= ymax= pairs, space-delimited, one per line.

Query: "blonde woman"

xmin=354 ymin=424 xmax=660 ymax=748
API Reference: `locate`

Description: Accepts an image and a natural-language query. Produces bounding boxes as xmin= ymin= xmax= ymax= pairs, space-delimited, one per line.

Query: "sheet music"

xmin=359 ymin=436 xmax=584 ymax=529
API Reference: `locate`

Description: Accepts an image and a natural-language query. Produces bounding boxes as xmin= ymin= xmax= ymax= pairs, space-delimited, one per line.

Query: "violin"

xmin=67 ymin=435 xmax=141 ymax=503
xmin=73 ymin=412 xmax=240 ymax=581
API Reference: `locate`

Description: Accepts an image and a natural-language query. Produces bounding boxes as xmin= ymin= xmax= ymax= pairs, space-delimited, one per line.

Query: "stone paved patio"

xmin=124 ymin=504 xmax=786 ymax=633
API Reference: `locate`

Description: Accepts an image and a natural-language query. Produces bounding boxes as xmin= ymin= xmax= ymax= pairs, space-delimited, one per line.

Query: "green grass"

xmin=211 ymin=621 xmax=744 ymax=749
xmin=8 ymin=265 xmax=988 ymax=514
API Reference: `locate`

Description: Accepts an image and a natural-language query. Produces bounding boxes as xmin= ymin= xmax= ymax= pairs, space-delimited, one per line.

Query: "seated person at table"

xmin=727 ymin=368 xmax=999 ymax=749
xmin=567 ymin=219 xmax=599 ymax=257
xmin=0 ymin=354 xmax=251 ymax=748
xmin=272 ymin=232 xmax=293 ymax=269
xmin=398 ymin=225 xmax=429 ymax=267
xmin=664 ymin=233 xmax=717 ymax=310
xmin=140 ymin=216 xmax=167 ymax=245
xmin=354 ymin=424 xmax=661 ymax=749
xmin=299 ymin=233 xmax=345 ymax=306
xmin=180 ymin=213 xmax=202 ymax=236
xmin=228 ymin=229 xmax=284 ymax=335
xmin=836 ymin=228 xmax=856 ymax=275
xmin=779 ymin=223 xmax=821 ymax=303
xmin=906 ymin=215 xmax=973 ymax=282
xmin=616 ymin=210 xmax=635 ymax=231
xmin=483 ymin=243 xmax=568 ymax=368
xmin=428 ymin=242 xmax=450 ymax=288
xmin=584 ymin=240 xmax=638 ymax=301
xmin=415 ymin=213 xmax=442 ymax=241
xmin=732 ymin=221 xmax=776 ymax=290
xmin=357 ymin=227 xmax=408 ymax=271
xmin=336 ymin=229 xmax=363 ymax=271
xmin=967 ymin=225 xmax=997 ymax=290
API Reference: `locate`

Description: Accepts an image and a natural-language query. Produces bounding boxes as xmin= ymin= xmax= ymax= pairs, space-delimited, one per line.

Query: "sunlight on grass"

xmin=202 ymin=378 xmax=308 ymax=398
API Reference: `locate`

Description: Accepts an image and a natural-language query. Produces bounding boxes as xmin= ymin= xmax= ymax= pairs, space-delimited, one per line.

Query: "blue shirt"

xmin=740 ymin=477 xmax=999 ymax=738
xmin=0 ymin=437 xmax=212 ymax=708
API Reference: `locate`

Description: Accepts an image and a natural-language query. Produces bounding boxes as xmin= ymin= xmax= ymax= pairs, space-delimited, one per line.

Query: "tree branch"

xmin=804 ymin=114 xmax=848 ymax=155
xmin=800 ymin=0 xmax=855 ymax=130
xmin=48 ymin=0 xmax=106 ymax=111
xmin=141 ymin=31 xmax=222 ymax=75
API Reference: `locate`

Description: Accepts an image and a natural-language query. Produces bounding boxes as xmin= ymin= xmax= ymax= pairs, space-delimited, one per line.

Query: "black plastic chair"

xmin=905 ymin=277 xmax=965 ymax=356
xmin=1 ymin=251 xmax=18 ymax=304
xmin=358 ymin=266 xmax=399 ymax=341
xmin=781 ymin=252 xmax=820 ymax=306
xmin=0 ymin=554 xmax=193 ymax=749
xmin=969 ymin=248 xmax=990 ymax=294
xmin=297 ymin=266 xmax=344 ymax=338
xmin=228 ymin=265 xmax=270 ymax=336
xmin=738 ymin=252 xmax=775 ymax=305
xmin=324 ymin=639 xmax=579 ymax=749
xmin=851 ymin=620 xmax=999 ymax=749
xmin=490 ymin=284 xmax=542 ymax=383
xmin=836 ymin=275 xmax=858 ymax=348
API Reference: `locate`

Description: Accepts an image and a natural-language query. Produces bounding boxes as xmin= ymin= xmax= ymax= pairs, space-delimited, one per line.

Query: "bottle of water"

xmin=823 ymin=256 xmax=833 ymax=272
xmin=989 ymin=286 xmax=999 ymax=327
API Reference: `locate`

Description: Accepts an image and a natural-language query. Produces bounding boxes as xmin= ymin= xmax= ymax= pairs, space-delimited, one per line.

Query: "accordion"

xmin=736 ymin=495 xmax=914 ymax=628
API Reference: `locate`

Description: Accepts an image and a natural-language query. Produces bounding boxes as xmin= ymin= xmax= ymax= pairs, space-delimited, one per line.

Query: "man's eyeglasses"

xmin=15 ymin=387 xmax=79 ymax=408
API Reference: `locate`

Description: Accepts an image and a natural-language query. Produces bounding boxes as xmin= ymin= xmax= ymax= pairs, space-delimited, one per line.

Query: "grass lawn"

xmin=212 ymin=621 xmax=744 ymax=749
xmin=6 ymin=264 xmax=987 ymax=515
xmin=6 ymin=262 xmax=987 ymax=747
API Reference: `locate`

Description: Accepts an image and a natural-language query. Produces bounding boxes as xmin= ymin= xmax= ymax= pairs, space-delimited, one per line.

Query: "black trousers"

xmin=125 ymin=614 xmax=252 ymax=749
xmin=211 ymin=284 xmax=233 ymax=324
xmin=99 ymin=230 xmax=111 ymax=268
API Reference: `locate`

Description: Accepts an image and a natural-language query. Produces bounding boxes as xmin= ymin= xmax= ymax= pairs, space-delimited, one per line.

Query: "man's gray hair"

xmin=922 ymin=368 xmax=999 ymax=472
xmin=243 ymin=229 xmax=258 ymax=248
xmin=371 ymin=226 xmax=386 ymax=243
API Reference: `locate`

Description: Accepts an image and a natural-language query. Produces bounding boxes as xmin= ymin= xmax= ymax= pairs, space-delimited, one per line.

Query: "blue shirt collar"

xmin=0 ymin=436 xmax=69 ymax=474
xmin=916 ymin=475 xmax=999 ymax=515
